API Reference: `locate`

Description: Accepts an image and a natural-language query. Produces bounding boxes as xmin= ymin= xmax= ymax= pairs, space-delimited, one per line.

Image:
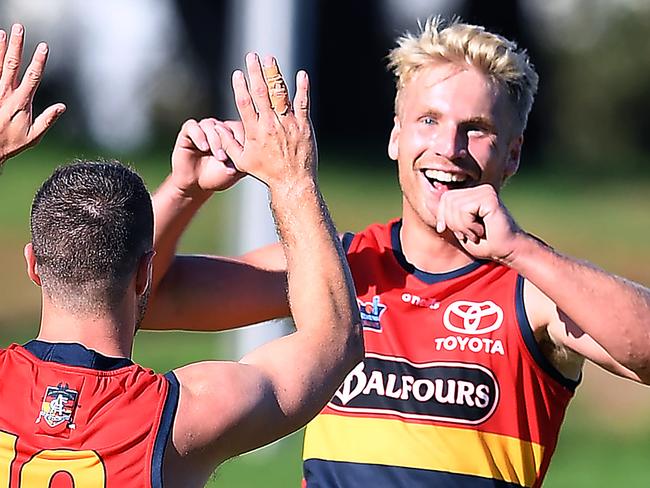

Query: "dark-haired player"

xmin=0 ymin=51 xmax=362 ymax=487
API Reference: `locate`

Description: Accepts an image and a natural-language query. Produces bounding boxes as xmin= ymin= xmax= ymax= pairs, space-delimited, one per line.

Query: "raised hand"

xmin=170 ymin=118 xmax=245 ymax=198
xmin=0 ymin=24 xmax=65 ymax=166
xmin=435 ymin=184 xmax=526 ymax=264
xmin=215 ymin=53 xmax=316 ymax=192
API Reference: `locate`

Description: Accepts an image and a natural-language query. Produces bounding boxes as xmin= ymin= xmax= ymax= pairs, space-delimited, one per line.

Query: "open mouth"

xmin=422 ymin=169 xmax=471 ymax=191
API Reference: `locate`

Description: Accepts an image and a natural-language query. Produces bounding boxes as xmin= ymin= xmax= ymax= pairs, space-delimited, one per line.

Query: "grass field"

xmin=1 ymin=141 xmax=649 ymax=486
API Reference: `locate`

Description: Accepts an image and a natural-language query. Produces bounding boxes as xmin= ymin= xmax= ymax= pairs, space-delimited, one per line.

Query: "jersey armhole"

xmin=515 ymin=275 xmax=580 ymax=392
xmin=341 ymin=232 xmax=356 ymax=253
xmin=151 ymin=372 xmax=180 ymax=488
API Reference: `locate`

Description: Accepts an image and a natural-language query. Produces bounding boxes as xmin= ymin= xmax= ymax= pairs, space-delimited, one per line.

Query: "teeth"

xmin=423 ymin=169 xmax=467 ymax=183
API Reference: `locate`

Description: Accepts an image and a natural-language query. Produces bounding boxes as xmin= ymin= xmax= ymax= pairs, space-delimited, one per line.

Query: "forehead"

xmin=399 ymin=63 xmax=513 ymax=124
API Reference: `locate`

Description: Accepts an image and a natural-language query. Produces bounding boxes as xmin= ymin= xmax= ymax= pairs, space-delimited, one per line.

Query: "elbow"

xmin=628 ymin=356 xmax=650 ymax=385
xmin=616 ymin=343 xmax=650 ymax=385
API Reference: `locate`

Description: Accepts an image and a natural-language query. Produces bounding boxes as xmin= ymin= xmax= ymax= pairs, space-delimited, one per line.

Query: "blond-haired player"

xmin=148 ymin=18 xmax=650 ymax=487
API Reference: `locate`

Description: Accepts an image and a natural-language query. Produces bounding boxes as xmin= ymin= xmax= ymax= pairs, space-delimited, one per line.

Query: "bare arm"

xmin=0 ymin=24 xmax=65 ymax=167
xmin=143 ymin=252 xmax=289 ymax=331
xmin=437 ymin=184 xmax=650 ymax=384
xmin=168 ymin=54 xmax=363 ymax=480
xmin=144 ymin=115 xmax=291 ymax=331
xmin=150 ymin=118 xmax=244 ymax=292
xmin=514 ymin=237 xmax=650 ymax=384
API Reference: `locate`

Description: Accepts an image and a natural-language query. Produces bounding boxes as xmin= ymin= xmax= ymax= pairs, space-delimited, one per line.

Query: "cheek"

xmin=468 ymin=137 xmax=497 ymax=159
xmin=469 ymin=139 xmax=506 ymax=177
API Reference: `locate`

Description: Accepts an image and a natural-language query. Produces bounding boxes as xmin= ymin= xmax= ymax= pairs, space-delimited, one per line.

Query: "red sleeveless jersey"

xmin=0 ymin=341 xmax=178 ymax=488
xmin=303 ymin=220 xmax=578 ymax=488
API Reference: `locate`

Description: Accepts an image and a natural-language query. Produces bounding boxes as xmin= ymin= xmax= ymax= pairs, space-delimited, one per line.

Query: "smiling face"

xmin=388 ymin=62 xmax=523 ymax=230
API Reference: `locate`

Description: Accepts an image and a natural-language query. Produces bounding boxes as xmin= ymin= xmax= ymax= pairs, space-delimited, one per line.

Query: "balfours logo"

xmin=330 ymin=353 xmax=499 ymax=425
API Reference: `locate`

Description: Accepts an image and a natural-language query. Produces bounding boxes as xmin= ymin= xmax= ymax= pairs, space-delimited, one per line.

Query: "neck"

xmin=36 ymin=299 xmax=136 ymax=359
xmin=400 ymin=205 xmax=476 ymax=273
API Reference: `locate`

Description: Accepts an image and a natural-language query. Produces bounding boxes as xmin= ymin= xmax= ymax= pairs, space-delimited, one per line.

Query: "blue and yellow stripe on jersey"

xmin=303 ymin=414 xmax=544 ymax=488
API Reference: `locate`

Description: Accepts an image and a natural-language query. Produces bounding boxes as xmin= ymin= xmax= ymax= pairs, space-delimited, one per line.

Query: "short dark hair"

xmin=30 ymin=159 xmax=153 ymax=312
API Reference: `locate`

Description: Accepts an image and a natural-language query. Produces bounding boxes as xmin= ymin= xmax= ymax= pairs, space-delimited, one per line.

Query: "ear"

xmin=24 ymin=243 xmax=42 ymax=286
xmin=135 ymin=250 xmax=155 ymax=296
xmin=387 ymin=116 xmax=401 ymax=161
xmin=503 ymin=135 xmax=523 ymax=181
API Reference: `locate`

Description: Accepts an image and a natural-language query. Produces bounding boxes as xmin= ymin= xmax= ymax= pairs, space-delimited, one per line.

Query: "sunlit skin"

xmin=387 ymin=63 xmax=523 ymax=271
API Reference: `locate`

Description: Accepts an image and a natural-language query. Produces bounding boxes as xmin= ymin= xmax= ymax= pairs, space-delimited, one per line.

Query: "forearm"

xmin=508 ymin=234 xmax=650 ymax=372
xmin=151 ymin=176 xmax=211 ymax=290
xmin=242 ymin=178 xmax=363 ymax=420
xmin=272 ymin=179 xmax=360 ymax=343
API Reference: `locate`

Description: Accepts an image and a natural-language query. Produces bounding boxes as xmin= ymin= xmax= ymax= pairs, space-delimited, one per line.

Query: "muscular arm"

xmin=145 ymin=116 xmax=290 ymax=331
xmin=513 ymin=236 xmax=650 ymax=384
xmin=166 ymin=55 xmax=363 ymax=483
xmin=437 ymin=184 xmax=650 ymax=385
xmin=145 ymin=187 xmax=290 ymax=330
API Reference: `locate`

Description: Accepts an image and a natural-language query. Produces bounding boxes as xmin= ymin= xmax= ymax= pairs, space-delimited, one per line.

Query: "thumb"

xmin=30 ymin=103 xmax=65 ymax=144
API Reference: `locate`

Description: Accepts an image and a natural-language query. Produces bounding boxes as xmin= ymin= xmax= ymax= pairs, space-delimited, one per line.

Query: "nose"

xmin=431 ymin=123 xmax=467 ymax=160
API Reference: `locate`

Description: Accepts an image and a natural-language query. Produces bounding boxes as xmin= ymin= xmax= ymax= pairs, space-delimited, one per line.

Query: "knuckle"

xmin=253 ymin=84 xmax=267 ymax=98
xmin=237 ymin=95 xmax=252 ymax=109
xmin=198 ymin=119 xmax=213 ymax=130
xmin=5 ymin=56 xmax=19 ymax=71
xmin=26 ymin=69 xmax=40 ymax=84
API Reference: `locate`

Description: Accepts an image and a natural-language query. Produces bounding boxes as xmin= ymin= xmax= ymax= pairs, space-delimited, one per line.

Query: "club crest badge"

xmin=357 ymin=295 xmax=387 ymax=332
xmin=35 ymin=383 xmax=79 ymax=433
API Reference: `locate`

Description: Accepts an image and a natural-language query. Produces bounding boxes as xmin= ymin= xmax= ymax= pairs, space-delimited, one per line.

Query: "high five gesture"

xmin=0 ymin=24 xmax=65 ymax=166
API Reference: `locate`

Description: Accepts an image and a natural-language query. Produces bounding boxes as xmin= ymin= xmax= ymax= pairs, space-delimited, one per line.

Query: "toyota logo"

xmin=443 ymin=300 xmax=503 ymax=335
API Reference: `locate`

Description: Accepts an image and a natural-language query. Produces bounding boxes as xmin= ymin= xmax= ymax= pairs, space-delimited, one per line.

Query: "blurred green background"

xmin=2 ymin=1 xmax=650 ymax=485
xmin=1 ymin=140 xmax=649 ymax=487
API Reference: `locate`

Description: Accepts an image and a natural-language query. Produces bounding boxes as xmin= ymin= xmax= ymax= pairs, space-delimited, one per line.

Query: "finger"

xmin=28 ymin=103 xmax=66 ymax=145
xmin=263 ymin=56 xmax=290 ymax=116
xmin=224 ymin=120 xmax=245 ymax=145
xmin=211 ymin=122 xmax=241 ymax=173
xmin=232 ymin=69 xmax=258 ymax=129
xmin=436 ymin=195 xmax=447 ymax=233
xmin=199 ymin=118 xmax=227 ymax=162
xmin=214 ymin=123 xmax=244 ymax=170
xmin=16 ymin=42 xmax=48 ymax=102
xmin=469 ymin=220 xmax=486 ymax=241
xmin=0 ymin=30 xmax=7 ymax=80
xmin=245 ymin=52 xmax=274 ymax=117
xmin=293 ymin=70 xmax=310 ymax=122
xmin=454 ymin=231 xmax=468 ymax=244
xmin=184 ymin=119 xmax=210 ymax=152
xmin=1 ymin=24 xmax=25 ymax=90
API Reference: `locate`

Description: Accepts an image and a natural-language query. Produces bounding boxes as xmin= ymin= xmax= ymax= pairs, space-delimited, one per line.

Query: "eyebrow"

xmin=463 ymin=116 xmax=498 ymax=134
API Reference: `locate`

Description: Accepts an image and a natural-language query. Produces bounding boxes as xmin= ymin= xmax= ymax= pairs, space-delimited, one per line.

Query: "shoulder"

xmin=344 ymin=218 xmax=399 ymax=252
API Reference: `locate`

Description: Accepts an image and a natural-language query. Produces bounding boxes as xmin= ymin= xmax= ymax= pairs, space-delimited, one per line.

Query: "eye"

xmin=466 ymin=124 xmax=493 ymax=137
xmin=420 ymin=116 xmax=437 ymax=125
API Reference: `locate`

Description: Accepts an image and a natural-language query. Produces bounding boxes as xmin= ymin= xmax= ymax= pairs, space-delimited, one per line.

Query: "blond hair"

xmin=387 ymin=17 xmax=539 ymax=132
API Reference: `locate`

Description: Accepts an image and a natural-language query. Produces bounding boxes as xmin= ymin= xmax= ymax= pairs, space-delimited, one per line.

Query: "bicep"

xmin=524 ymin=279 xmax=644 ymax=384
xmin=171 ymin=360 xmax=300 ymax=466
xmin=239 ymin=241 xmax=287 ymax=271
xmin=143 ymin=253 xmax=289 ymax=331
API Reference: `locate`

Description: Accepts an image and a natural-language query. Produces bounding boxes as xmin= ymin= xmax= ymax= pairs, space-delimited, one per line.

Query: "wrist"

xmin=268 ymin=175 xmax=318 ymax=203
xmin=166 ymin=175 xmax=212 ymax=202
xmin=499 ymin=231 xmax=549 ymax=271
xmin=162 ymin=176 xmax=212 ymax=206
